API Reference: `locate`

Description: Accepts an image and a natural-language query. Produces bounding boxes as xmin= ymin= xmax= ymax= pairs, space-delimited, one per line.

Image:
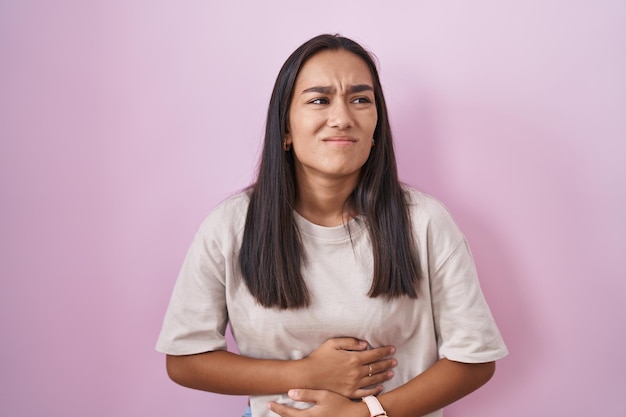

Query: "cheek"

xmin=363 ymin=110 xmax=378 ymax=135
xmin=290 ymin=121 xmax=323 ymax=145
xmin=288 ymin=111 xmax=307 ymax=133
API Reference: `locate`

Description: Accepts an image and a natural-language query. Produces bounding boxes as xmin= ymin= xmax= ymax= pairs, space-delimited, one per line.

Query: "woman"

xmin=156 ymin=34 xmax=508 ymax=417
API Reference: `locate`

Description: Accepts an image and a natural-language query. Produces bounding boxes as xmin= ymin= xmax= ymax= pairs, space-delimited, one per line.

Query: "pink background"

xmin=1 ymin=1 xmax=624 ymax=416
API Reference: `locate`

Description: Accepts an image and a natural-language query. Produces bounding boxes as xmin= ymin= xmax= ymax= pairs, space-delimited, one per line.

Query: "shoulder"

xmin=402 ymin=185 xmax=456 ymax=223
xmin=212 ymin=189 xmax=251 ymax=218
xmin=196 ymin=189 xmax=251 ymax=241
xmin=401 ymin=184 xmax=465 ymax=245
xmin=402 ymin=185 xmax=440 ymax=209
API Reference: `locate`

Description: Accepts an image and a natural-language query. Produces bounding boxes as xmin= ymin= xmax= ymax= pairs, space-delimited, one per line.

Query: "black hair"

xmin=239 ymin=34 xmax=420 ymax=309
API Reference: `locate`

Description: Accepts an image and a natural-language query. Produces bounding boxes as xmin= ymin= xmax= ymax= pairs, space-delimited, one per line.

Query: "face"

xmin=285 ymin=49 xmax=378 ymax=186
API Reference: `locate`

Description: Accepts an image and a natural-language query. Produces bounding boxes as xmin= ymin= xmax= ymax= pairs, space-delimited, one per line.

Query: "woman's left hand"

xmin=268 ymin=389 xmax=368 ymax=417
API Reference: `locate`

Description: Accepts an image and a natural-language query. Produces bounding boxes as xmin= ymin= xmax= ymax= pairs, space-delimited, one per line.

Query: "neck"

xmin=294 ymin=174 xmax=358 ymax=227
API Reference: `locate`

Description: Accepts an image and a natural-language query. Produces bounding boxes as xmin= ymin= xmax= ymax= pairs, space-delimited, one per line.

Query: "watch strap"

xmin=362 ymin=395 xmax=387 ymax=417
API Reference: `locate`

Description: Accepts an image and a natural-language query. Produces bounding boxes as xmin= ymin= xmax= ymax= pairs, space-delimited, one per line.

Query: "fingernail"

xmin=289 ymin=389 xmax=300 ymax=399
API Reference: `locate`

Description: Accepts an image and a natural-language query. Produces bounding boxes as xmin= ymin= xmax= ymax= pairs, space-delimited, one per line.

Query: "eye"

xmin=308 ymin=98 xmax=329 ymax=105
xmin=352 ymin=96 xmax=372 ymax=104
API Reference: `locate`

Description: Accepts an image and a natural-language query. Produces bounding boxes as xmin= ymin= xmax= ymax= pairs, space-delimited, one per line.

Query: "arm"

xmin=376 ymin=358 xmax=495 ymax=417
xmin=166 ymin=337 xmax=397 ymax=399
xmin=270 ymin=358 xmax=495 ymax=417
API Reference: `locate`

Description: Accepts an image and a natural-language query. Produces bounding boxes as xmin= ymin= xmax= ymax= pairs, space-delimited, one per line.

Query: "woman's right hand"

xmin=300 ymin=337 xmax=397 ymax=399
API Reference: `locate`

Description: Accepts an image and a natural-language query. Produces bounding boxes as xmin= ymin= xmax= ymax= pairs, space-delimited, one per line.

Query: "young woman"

xmin=156 ymin=34 xmax=508 ymax=417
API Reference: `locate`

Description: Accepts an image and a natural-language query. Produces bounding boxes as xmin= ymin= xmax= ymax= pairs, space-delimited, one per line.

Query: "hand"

xmin=268 ymin=389 xmax=368 ymax=417
xmin=301 ymin=337 xmax=396 ymax=398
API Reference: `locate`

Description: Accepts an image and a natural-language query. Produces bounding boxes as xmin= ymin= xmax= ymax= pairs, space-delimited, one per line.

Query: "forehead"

xmin=295 ymin=49 xmax=374 ymax=88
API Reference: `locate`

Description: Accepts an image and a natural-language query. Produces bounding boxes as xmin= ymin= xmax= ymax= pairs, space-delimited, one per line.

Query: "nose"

xmin=327 ymin=100 xmax=354 ymax=130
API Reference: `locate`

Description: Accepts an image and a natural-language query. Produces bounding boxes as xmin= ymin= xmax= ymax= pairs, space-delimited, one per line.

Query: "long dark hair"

xmin=239 ymin=34 xmax=420 ymax=309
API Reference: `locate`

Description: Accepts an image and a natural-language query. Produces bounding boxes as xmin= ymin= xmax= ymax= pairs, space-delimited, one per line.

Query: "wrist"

xmin=292 ymin=356 xmax=319 ymax=390
xmin=362 ymin=395 xmax=388 ymax=417
xmin=353 ymin=400 xmax=372 ymax=417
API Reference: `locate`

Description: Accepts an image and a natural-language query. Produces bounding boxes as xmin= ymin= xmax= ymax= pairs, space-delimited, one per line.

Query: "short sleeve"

xmin=432 ymin=239 xmax=507 ymax=362
xmin=421 ymin=197 xmax=508 ymax=363
xmin=155 ymin=196 xmax=247 ymax=355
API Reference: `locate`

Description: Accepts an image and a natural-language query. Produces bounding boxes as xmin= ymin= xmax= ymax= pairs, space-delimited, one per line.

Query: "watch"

xmin=362 ymin=395 xmax=387 ymax=417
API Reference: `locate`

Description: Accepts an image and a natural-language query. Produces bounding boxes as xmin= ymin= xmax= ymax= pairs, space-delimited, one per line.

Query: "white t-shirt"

xmin=156 ymin=187 xmax=508 ymax=417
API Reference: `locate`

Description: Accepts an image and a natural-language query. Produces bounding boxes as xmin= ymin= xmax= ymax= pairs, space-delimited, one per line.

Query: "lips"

xmin=322 ymin=136 xmax=357 ymax=143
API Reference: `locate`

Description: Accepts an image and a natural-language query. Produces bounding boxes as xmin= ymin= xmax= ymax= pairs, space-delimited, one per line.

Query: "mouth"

xmin=322 ymin=136 xmax=357 ymax=144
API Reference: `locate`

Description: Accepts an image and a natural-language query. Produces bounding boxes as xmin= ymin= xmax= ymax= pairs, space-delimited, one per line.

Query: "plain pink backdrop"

xmin=1 ymin=1 xmax=624 ymax=416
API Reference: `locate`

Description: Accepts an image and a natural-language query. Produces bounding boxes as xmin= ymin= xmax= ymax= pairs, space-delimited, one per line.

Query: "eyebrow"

xmin=301 ymin=84 xmax=374 ymax=94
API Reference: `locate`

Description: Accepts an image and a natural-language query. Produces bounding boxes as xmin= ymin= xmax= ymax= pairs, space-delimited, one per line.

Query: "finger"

xmin=327 ymin=337 xmax=369 ymax=351
xmin=268 ymin=401 xmax=300 ymax=417
xmin=367 ymin=358 xmax=398 ymax=376
xmin=269 ymin=392 xmax=322 ymax=417
xmin=362 ymin=368 xmax=394 ymax=387
xmin=288 ymin=388 xmax=326 ymax=404
xmin=352 ymin=384 xmax=385 ymax=399
xmin=358 ymin=345 xmax=396 ymax=363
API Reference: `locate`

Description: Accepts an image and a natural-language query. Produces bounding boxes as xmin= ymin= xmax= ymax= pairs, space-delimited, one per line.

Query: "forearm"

xmin=165 ymin=338 xmax=396 ymax=398
xmin=377 ymin=359 xmax=496 ymax=417
xmin=166 ymin=350 xmax=306 ymax=395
